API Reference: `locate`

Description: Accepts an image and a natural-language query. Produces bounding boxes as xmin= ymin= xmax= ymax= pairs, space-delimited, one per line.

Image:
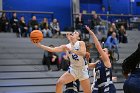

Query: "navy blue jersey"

xmin=92 ymin=60 xmax=116 ymax=93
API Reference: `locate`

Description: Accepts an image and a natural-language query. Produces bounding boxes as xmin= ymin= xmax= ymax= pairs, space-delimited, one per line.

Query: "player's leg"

xmin=80 ymin=78 xmax=91 ymax=93
xmin=56 ymin=71 xmax=76 ymax=93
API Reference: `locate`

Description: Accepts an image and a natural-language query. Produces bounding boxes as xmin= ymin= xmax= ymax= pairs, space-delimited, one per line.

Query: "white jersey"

xmin=66 ymin=41 xmax=87 ymax=67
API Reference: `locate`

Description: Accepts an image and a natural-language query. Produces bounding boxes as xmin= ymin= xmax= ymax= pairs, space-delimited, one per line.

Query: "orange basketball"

xmin=30 ymin=30 xmax=43 ymax=43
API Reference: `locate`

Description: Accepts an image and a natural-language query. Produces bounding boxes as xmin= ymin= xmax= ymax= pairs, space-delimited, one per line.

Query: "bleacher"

xmin=0 ymin=30 xmax=140 ymax=93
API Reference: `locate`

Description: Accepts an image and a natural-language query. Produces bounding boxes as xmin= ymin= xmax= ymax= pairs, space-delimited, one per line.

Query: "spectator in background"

xmin=10 ymin=12 xmax=20 ymax=37
xmin=107 ymin=23 xmax=119 ymax=38
xmin=42 ymin=44 xmax=60 ymax=71
xmin=104 ymin=32 xmax=119 ymax=53
xmin=60 ymin=52 xmax=69 ymax=71
xmin=107 ymin=27 xmax=114 ymax=37
xmin=0 ymin=12 xmax=10 ymax=32
xmin=19 ymin=16 xmax=28 ymax=37
xmin=40 ymin=18 xmax=52 ymax=38
xmin=50 ymin=18 xmax=60 ymax=37
xmin=91 ymin=13 xmax=106 ymax=35
xmin=28 ymin=16 xmax=39 ymax=35
xmin=118 ymin=25 xmax=128 ymax=43
xmin=122 ymin=42 xmax=140 ymax=93
xmin=75 ymin=13 xmax=84 ymax=30
xmin=111 ymin=23 xmax=119 ymax=39
xmin=75 ymin=13 xmax=86 ymax=39
xmin=111 ymin=23 xmax=118 ymax=32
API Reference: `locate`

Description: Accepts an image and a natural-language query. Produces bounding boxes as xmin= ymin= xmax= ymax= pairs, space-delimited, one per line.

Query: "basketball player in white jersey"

xmin=32 ymin=31 xmax=91 ymax=93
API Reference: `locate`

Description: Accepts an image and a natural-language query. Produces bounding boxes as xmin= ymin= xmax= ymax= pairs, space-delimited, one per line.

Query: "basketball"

xmin=30 ymin=30 xmax=43 ymax=43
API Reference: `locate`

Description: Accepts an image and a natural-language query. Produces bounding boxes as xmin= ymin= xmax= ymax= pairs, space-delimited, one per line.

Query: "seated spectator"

xmin=111 ymin=23 xmax=119 ymax=39
xmin=60 ymin=52 xmax=70 ymax=71
xmin=75 ymin=13 xmax=84 ymax=30
xmin=28 ymin=16 xmax=39 ymax=34
xmin=0 ymin=12 xmax=10 ymax=32
xmin=75 ymin=13 xmax=87 ymax=40
xmin=111 ymin=23 xmax=117 ymax=31
xmin=10 ymin=12 xmax=20 ymax=37
xmin=40 ymin=18 xmax=52 ymax=38
xmin=104 ymin=32 xmax=119 ymax=53
xmin=118 ymin=25 xmax=128 ymax=43
xmin=91 ymin=13 xmax=106 ymax=34
xmin=42 ymin=44 xmax=60 ymax=71
xmin=19 ymin=16 xmax=28 ymax=37
xmin=50 ymin=18 xmax=60 ymax=37
xmin=107 ymin=27 xmax=114 ymax=37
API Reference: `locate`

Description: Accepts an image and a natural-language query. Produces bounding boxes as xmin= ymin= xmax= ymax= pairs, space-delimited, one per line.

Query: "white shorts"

xmin=68 ymin=65 xmax=89 ymax=81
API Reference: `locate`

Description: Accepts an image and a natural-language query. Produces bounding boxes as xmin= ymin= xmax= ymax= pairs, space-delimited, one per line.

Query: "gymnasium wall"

xmin=133 ymin=0 xmax=140 ymax=14
xmin=2 ymin=0 xmax=140 ymax=30
xmin=2 ymin=0 xmax=72 ymax=31
xmin=0 ymin=0 xmax=2 ymax=11
xmin=80 ymin=0 xmax=140 ymax=15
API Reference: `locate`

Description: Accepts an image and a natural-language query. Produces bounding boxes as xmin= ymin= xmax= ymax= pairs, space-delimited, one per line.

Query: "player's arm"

xmin=88 ymin=63 xmax=96 ymax=69
xmin=85 ymin=25 xmax=111 ymax=68
xmin=34 ymin=43 xmax=66 ymax=52
xmin=88 ymin=60 xmax=99 ymax=69
xmin=71 ymin=41 xmax=86 ymax=56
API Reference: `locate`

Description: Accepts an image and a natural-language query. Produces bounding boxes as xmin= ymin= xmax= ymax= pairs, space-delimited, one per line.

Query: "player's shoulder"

xmin=78 ymin=41 xmax=85 ymax=44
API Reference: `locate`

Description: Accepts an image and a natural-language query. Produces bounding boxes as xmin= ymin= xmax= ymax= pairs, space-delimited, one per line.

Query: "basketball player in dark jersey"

xmin=85 ymin=25 xmax=116 ymax=93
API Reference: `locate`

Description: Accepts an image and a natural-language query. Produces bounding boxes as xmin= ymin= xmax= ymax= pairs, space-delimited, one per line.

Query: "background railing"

xmin=0 ymin=10 xmax=54 ymax=23
xmin=73 ymin=13 xmax=140 ymax=30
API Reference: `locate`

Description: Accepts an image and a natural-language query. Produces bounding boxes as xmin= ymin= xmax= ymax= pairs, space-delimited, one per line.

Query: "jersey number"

xmin=72 ymin=54 xmax=79 ymax=61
